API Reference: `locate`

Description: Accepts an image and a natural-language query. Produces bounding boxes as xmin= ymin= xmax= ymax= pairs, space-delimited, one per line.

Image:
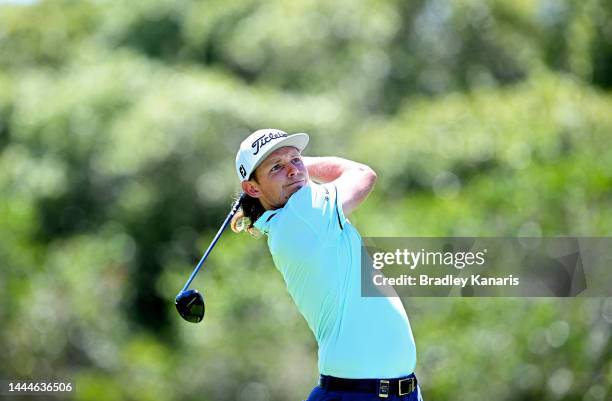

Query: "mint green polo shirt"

xmin=254 ymin=182 xmax=416 ymax=378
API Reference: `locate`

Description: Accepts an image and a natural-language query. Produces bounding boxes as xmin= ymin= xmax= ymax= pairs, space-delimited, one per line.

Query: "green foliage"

xmin=0 ymin=1 xmax=611 ymax=401
xmin=0 ymin=0 xmax=100 ymax=69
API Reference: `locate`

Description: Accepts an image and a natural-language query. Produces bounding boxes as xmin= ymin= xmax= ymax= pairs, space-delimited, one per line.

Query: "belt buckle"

xmin=378 ymin=379 xmax=390 ymax=398
xmin=398 ymin=378 xmax=415 ymax=396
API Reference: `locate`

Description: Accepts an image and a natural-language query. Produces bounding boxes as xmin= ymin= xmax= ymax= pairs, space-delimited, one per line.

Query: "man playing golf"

xmin=232 ymin=129 xmax=422 ymax=401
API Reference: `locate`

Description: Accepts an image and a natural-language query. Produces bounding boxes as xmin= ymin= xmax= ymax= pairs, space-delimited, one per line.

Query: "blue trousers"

xmin=305 ymin=381 xmax=423 ymax=401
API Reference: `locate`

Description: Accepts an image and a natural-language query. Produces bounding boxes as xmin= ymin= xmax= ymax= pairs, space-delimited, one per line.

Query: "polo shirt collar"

xmin=253 ymin=209 xmax=277 ymax=234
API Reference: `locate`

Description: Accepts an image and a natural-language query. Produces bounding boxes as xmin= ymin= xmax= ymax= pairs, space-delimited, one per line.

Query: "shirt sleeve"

xmin=286 ymin=182 xmax=346 ymax=239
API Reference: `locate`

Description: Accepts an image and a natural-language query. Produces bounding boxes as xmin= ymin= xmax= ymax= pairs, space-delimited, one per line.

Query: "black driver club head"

xmin=175 ymin=289 xmax=205 ymax=323
xmin=175 ymin=193 xmax=245 ymax=323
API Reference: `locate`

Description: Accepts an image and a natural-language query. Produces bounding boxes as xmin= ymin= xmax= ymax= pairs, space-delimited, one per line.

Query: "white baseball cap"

xmin=235 ymin=129 xmax=309 ymax=181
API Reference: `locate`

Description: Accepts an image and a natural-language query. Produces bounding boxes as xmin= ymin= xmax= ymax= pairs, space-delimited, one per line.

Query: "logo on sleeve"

xmin=251 ymin=131 xmax=288 ymax=155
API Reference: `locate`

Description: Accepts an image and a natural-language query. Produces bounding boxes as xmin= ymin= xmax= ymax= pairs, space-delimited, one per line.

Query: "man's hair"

xmin=230 ymin=172 xmax=265 ymax=236
xmin=230 ymin=193 xmax=265 ymax=236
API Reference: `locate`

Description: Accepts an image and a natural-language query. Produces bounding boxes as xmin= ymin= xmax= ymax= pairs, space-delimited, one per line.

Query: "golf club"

xmin=175 ymin=193 xmax=246 ymax=323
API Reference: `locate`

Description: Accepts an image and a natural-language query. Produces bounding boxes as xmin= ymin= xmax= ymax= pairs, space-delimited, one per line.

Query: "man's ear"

xmin=241 ymin=180 xmax=262 ymax=198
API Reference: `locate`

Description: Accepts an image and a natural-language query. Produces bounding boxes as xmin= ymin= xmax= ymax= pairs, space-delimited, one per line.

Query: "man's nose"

xmin=287 ymin=163 xmax=298 ymax=177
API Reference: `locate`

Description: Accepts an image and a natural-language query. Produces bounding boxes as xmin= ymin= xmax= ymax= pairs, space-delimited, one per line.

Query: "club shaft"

xmin=180 ymin=195 xmax=244 ymax=293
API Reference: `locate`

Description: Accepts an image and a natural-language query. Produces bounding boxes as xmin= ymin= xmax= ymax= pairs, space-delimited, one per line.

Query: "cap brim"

xmin=249 ymin=133 xmax=309 ymax=177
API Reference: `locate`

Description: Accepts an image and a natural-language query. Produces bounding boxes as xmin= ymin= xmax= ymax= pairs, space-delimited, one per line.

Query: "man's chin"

xmin=284 ymin=181 xmax=307 ymax=200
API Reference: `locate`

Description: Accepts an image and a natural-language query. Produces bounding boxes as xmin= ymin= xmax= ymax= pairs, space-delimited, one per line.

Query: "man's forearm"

xmin=303 ymin=156 xmax=369 ymax=183
xmin=303 ymin=156 xmax=377 ymax=215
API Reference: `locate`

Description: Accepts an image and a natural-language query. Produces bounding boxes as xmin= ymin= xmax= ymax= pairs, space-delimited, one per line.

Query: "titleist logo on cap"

xmin=251 ymin=131 xmax=288 ymax=155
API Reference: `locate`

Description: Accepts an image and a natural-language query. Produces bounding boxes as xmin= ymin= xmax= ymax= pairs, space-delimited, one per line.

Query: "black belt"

xmin=319 ymin=374 xmax=417 ymax=398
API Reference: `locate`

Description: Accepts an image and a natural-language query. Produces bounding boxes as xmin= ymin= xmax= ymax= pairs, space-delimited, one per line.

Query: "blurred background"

xmin=1 ymin=0 xmax=611 ymax=400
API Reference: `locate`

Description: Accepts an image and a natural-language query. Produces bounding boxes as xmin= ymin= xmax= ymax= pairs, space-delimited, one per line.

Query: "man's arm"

xmin=302 ymin=156 xmax=377 ymax=216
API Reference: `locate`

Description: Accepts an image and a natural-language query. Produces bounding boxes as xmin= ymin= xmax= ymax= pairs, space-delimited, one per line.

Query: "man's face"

xmin=242 ymin=146 xmax=309 ymax=210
